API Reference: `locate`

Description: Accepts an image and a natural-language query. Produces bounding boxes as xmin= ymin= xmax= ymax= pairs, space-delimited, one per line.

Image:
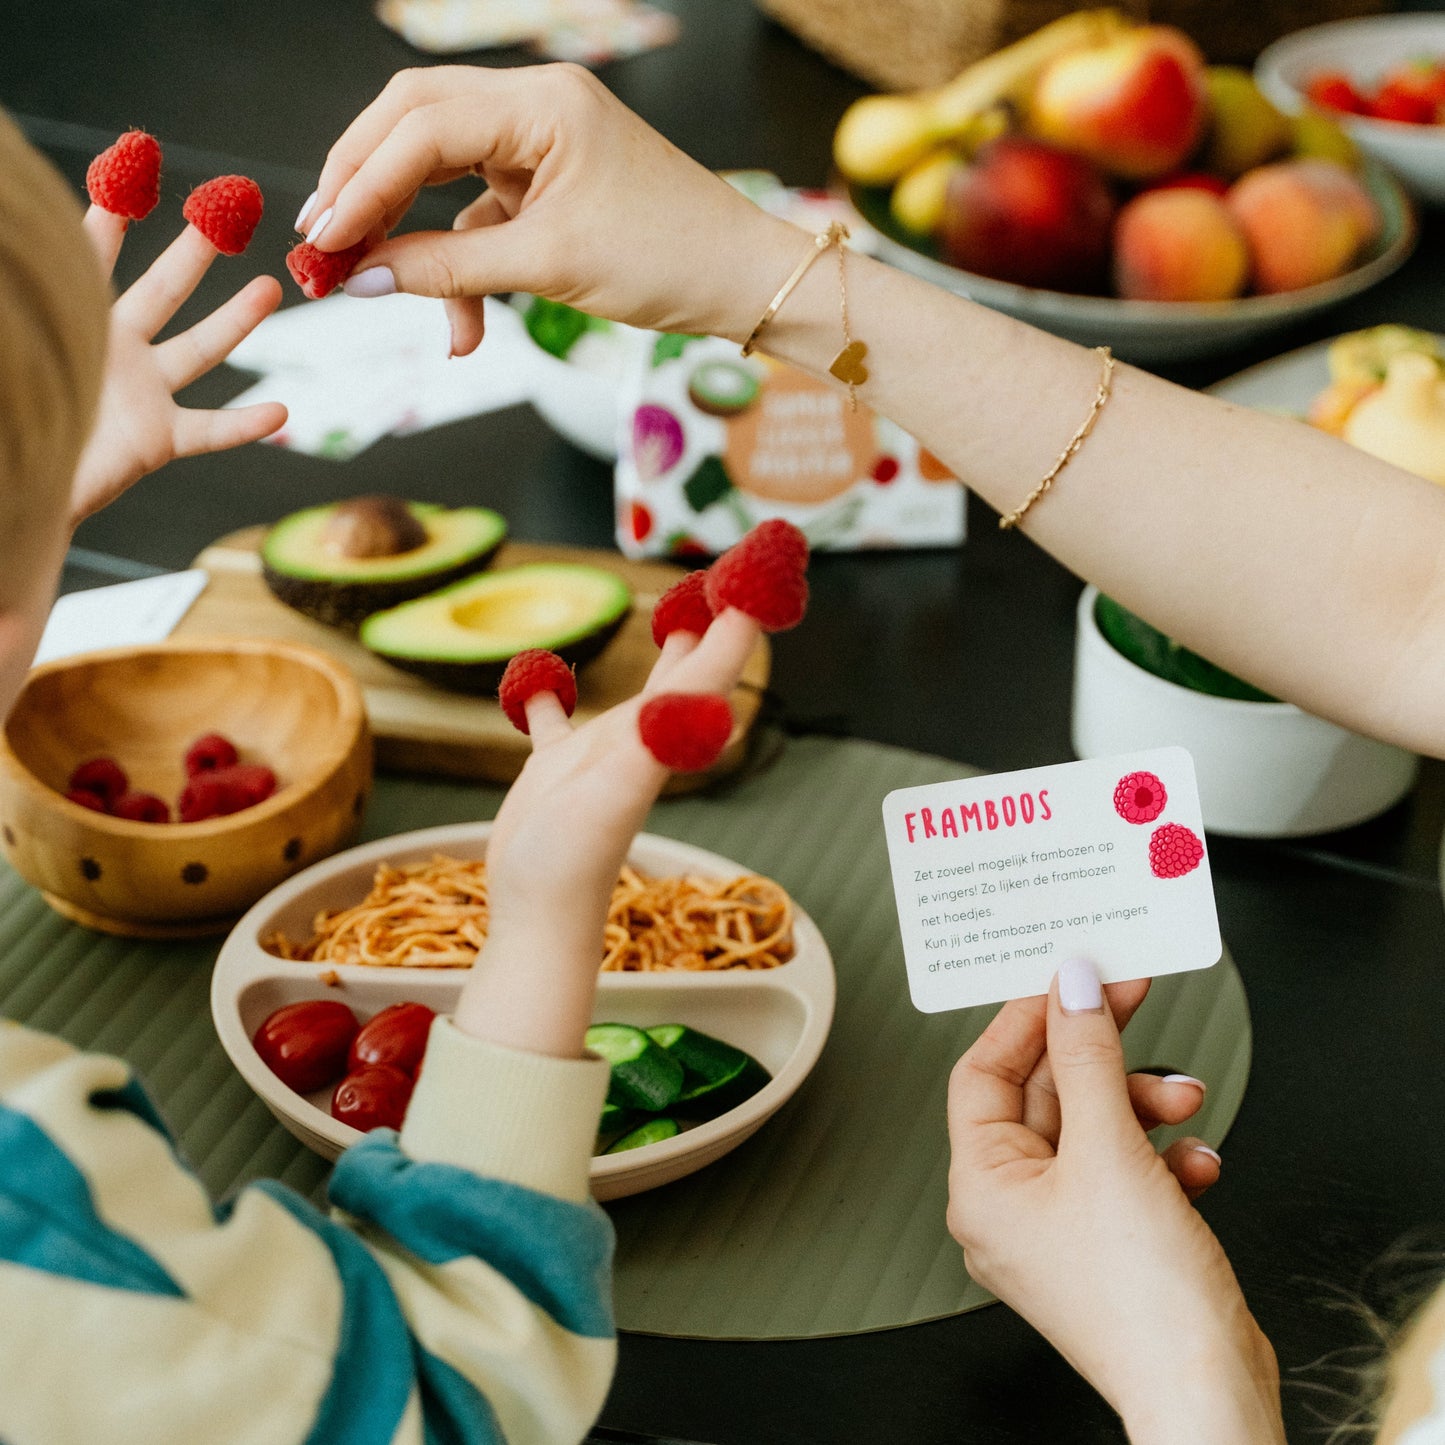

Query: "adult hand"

xmin=947 ymin=958 xmax=1284 ymax=1444
xmin=453 ymin=607 xmax=760 ymax=1057
xmin=299 ymin=65 xmax=801 ymax=357
xmin=70 ymin=207 xmax=286 ymax=528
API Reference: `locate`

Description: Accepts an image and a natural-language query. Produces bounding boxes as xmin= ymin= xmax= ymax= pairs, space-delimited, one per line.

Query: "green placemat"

xmin=0 ymin=735 xmax=1250 ymax=1341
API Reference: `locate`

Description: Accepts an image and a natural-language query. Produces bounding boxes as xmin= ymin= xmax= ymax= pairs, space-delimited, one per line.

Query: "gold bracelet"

xmin=998 ymin=346 xmax=1115 ymax=531
xmin=741 ymin=221 xmax=868 ymax=411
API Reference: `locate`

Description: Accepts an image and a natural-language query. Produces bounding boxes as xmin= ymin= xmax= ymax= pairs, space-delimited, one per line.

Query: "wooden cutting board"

xmin=177 ymin=529 xmax=770 ymax=791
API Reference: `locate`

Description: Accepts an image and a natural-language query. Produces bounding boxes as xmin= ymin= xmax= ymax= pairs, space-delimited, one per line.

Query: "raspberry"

xmin=177 ymin=766 xmax=273 ymax=823
xmin=286 ymin=240 xmax=370 ymax=299
xmin=113 ymin=792 xmax=170 ymax=823
xmin=651 ymin=569 xmax=715 ymax=647
xmin=497 ymin=650 xmax=577 ymax=735
xmin=1148 ymin=823 xmax=1204 ymax=880
xmin=1113 ymin=771 xmax=1167 ymax=825
xmin=68 ymin=757 xmax=127 ymax=806
xmin=182 ymin=176 xmax=264 ymax=256
xmin=66 ymin=788 xmax=109 ymax=813
xmin=185 ymin=733 xmax=239 ymax=776
xmin=638 ymin=693 xmax=733 ymax=772
xmin=85 ymin=130 xmax=162 ymax=221
xmin=704 ymin=519 xmax=809 ymax=633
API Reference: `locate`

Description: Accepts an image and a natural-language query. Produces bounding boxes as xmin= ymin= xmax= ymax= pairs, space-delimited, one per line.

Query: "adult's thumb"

xmin=1046 ymin=957 xmax=1139 ymax=1149
xmin=343 ymin=225 xmax=532 ymax=302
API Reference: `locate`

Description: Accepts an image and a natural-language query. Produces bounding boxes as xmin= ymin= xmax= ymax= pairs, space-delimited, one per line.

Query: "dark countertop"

xmin=8 ymin=4 xmax=1445 ymax=1440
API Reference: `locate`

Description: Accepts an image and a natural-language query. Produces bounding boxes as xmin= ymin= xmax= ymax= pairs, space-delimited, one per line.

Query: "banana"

xmin=834 ymin=9 xmax=1134 ymax=187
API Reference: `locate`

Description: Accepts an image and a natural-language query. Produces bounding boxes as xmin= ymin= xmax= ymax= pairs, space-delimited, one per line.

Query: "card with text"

xmin=882 ymin=748 xmax=1220 ymax=1013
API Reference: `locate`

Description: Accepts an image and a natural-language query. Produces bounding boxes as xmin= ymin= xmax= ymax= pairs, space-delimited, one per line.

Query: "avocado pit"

xmin=320 ymin=496 xmax=429 ymax=560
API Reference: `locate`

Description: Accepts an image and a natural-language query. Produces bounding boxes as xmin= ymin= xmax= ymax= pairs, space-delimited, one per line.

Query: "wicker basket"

xmin=759 ymin=0 xmax=1393 ymax=91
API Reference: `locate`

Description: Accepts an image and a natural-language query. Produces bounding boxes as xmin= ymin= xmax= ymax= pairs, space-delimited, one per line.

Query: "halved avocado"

xmin=359 ymin=562 xmax=633 ymax=694
xmin=261 ymin=498 xmax=507 ymax=628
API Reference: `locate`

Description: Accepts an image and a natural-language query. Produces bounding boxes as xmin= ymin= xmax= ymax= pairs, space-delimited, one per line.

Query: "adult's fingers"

xmin=1125 ymin=1072 xmax=1206 ymax=1132
xmin=304 ymin=66 xmax=479 ymax=235
xmin=315 ymin=79 xmax=566 ymax=255
xmin=1045 ymin=958 xmax=1140 ymax=1150
xmin=82 ymin=205 xmax=127 ymax=278
xmin=1160 ymin=1137 xmax=1222 ymax=1203
xmin=113 ymin=226 xmax=217 ymax=340
xmin=172 ymin=400 xmax=287 ymax=459
xmin=440 ymin=190 xmax=512 ymax=356
xmin=948 ymin=998 xmax=1047 ymax=1140
xmin=155 ymin=276 xmax=283 ymax=391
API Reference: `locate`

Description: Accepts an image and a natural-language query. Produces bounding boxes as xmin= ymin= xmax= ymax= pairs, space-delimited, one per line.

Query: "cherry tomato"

xmin=348 ymin=1001 xmax=436 ymax=1078
xmin=331 ymin=1064 xmax=414 ymax=1132
xmin=252 ymin=1000 xmax=358 ymax=1094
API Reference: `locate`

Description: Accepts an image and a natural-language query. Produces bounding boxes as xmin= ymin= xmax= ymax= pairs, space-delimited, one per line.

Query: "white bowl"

xmin=844 ymin=166 xmax=1415 ymax=365
xmin=1072 ymin=587 xmax=1418 ymax=837
xmin=211 ymin=822 xmax=835 ymax=1200
xmin=1257 ymin=15 xmax=1445 ymax=206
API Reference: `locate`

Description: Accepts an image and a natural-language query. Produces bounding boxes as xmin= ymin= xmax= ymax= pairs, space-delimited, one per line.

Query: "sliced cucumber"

xmin=604 ymin=1117 xmax=681 ymax=1154
xmin=646 ymin=1024 xmax=771 ymax=1120
xmin=585 ymin=1023 xmax=684 ymax=1111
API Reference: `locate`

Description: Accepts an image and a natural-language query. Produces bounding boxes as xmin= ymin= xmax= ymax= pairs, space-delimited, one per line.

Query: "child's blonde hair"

xmin=0 ymin=109 xmax=108 ymax=610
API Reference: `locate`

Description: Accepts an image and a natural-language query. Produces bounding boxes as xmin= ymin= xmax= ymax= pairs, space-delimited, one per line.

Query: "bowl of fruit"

xmin=835 ymin=9 xmax=1416 ymax=364
xmin=0 ymin=637 xmax=372 ymax=937
xmin=1256 ymin=14 xmax=1445 ymax=206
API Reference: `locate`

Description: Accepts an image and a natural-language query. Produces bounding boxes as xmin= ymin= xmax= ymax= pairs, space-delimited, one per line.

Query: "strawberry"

xmin=85 ymin=130 xmax=162 ymax=221
xmin=497 ymin=651 xmax=577 ymax=735
xmin=637 ymin=693 xmax=733 ymax=772
xmin=182 ymin=176 xmax=264 ymax=255
xmin=286 ymin=240 xmax=370 ymax=299
xmin=651 ymin=569 xmax=715 ymax=646
xmin=704 ymin=519 xmax=809 ymax=632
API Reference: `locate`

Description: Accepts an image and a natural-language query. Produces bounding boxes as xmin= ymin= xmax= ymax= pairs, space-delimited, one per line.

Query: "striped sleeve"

xmin=0 ymin=1017 xmax=615 ymax=1445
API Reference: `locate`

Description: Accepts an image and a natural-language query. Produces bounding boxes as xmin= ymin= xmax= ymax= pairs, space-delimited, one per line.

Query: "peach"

xmin=1112 ymin=190 xmax=1250 ymax=302
xmin=1027 ymin=26 xmax=1208 ymax=181
xmin=940 ymin=136 xmax=1116 ymax=292
xmin=1226 ymin=160 xmax=1381 ymax=294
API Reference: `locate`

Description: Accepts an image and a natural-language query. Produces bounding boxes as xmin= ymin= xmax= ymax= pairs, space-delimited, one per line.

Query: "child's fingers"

xmin=113 ymin=226 xmax=218 ymax=341
xmin=155 ymin=276 xmax=282 ymax=391
xmin=642 ymin=630 xmax=701 ymax=694
xmin=82 ymin=205 xmax=127 ymax=278
xmin=651 ymin=608 xmax=759 ymax=697
xmin=523 ymin=691 xmax=574 ymax=749
xmin=172 ymin=401 xmax=287 ymax=459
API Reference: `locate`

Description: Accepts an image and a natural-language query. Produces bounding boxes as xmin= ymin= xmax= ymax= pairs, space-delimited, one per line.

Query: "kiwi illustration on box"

xmin=615 ymin=331 xmax=965 ymax=558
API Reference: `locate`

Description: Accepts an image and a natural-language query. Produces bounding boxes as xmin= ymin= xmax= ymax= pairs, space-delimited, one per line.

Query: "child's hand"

xmin=299 ymin=65 xmax=801 ymax=358
xmin=70 ymin=207 xmax=286 ymax=528
xmin=452 ymin=608 xmax=760 ymax=1058
xmin=947 ymin=958 xmax=1284 ymax=1444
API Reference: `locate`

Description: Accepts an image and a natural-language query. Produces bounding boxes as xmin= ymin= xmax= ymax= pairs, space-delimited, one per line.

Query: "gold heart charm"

xmin=829 ymin=340 xmax=869 ymax=387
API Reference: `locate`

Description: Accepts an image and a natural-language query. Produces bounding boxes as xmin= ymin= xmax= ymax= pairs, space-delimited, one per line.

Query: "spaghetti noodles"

xmin=264 ymin=855 xmax=794 ymax=972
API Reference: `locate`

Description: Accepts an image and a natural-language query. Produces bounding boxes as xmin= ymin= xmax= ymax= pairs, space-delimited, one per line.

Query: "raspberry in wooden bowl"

xmin=0 ymin=638 xmax=371 ymax=937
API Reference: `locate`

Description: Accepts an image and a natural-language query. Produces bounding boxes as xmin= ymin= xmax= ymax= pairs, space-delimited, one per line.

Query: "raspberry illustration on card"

xmin=882 ymin=746 xmax=1220 ymax=1013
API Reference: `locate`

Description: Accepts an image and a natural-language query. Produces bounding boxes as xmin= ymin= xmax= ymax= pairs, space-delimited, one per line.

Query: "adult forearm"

xmin=723 ymin=211 xmax=1445 ymax=756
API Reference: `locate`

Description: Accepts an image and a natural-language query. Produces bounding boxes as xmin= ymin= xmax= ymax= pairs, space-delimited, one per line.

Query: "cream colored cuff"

xmin=399 ymin=1017 xmax=608 ymax=1204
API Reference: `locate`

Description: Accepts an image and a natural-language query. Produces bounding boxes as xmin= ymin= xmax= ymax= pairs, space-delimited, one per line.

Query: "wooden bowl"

xmin=0 ymin=639 xmax=372 ymax=937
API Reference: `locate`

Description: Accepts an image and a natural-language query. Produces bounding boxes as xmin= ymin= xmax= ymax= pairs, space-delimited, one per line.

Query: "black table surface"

xmin=8 ymin=4 xmax=1445 ymax=1440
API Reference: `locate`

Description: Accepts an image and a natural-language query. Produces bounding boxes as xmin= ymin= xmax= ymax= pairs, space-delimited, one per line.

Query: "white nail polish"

xmin=1191 ymin=1144 xmax=1222 ymax=1165
xmin=1058 ymin=957 xmax=1103 ymax=1014
xmin=1163 ymin=1073 xmax=1206 ymax=1091
xmin=294 ymin=190 xmax=318 ymax=232
xmin=305 ymin=206 xmax=333 ymax=245
xmin=343 ymin=266 xmax=397 ymax=299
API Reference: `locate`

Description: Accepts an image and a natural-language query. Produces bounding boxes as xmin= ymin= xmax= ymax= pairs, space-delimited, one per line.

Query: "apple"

xmin=940 ymin=136 xmax=1116 ymax=293
xmin=1027 ymin=26 xmax=1208 ymax=181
